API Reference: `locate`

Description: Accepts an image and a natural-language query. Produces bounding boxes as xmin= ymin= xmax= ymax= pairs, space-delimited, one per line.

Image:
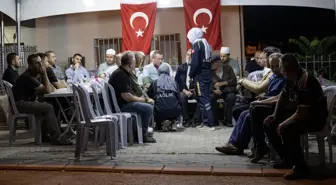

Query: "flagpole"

xmin=238 ymin=5 xmax=245 ymax=78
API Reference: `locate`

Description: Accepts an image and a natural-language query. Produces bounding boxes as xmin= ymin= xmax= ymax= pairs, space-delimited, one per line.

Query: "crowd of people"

xmin=1 ymin=27 xmax=329 ymax=180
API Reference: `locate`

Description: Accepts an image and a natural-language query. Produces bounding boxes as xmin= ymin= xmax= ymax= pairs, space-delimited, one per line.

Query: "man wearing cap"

xmin=98 ymin=49 xmax=118 ymax=79
xmin=210 ymin=55 xmax=237 ymax=127
xmin=220 ymin=47 xmax=240 ymax=77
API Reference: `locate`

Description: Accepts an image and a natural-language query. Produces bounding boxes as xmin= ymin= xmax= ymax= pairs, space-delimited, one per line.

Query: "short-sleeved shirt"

xmin=51 ymin=65 xmax=65 ymax=80
xmin=282 ymin=69 xmax=328 ymax=120
xmin=2 ymin=66 xmax=19 ymax=86
xmin=12 ymin=70 xmax=42 ymax=102
xmin=108 ymin=67 xmax=134 ymax=108
xmin=46 ymin=67 xmax=58 ymax=83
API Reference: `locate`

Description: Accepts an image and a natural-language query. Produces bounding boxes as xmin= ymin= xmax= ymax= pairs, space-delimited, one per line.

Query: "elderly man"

xmin=65 ymin=53 xmax=90 ymax=83
xmin=109 ymin=51 xmax=156 ymax=143
xmin=220 ymin=47 xmax=240 ymax=77
xmin=98 ymin=49 xmax=118 ymax=79
xmin=263 ymin=53 xmax=327 ymax=180
xmin=210 ymin=55 xmax=237 ymax=127
xmin=143 ymin=50 xmax=173 ymax=87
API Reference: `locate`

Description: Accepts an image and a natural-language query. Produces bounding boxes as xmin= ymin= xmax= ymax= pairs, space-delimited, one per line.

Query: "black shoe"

xmin=42 ymin=135 xmax=51 ymax=143
xmin=224 ymin=122 xmax=233 ymax=127
xmin=183 ymin=120 xmax=190 ymax=128
xmin=284 ymin=165 xmax=310 ymax=180
xmin=50 ymin=138 xmax=73 ymax=145
xmin=143 ymin=135 xmax=156 ymax=143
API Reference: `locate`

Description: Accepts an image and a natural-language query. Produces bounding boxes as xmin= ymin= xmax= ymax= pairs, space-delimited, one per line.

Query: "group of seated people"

xmin=2 ymin=45 xmax=328 ymax=180
xmin=215 ymin=47 xmax=328 ymax=180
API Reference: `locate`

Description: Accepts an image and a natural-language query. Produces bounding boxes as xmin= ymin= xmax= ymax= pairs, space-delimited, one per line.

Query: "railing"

xmin=0 ymin=45 xmax=38 ymax=95
xmin=298 ymin=55 xmax=336 ymax=82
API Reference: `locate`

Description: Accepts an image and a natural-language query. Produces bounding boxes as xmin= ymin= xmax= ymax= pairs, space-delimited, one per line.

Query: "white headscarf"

xmin=187 ymin=27 xmax=212 ymax=60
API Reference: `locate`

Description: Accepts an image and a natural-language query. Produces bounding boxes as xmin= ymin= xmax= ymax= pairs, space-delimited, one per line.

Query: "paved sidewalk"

xmin=0 ymin=127 xmax=335 ymax=176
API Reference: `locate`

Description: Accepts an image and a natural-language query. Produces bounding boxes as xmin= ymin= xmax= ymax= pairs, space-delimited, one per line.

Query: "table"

xmin=44 ymin=87 xmax=93 ymax=137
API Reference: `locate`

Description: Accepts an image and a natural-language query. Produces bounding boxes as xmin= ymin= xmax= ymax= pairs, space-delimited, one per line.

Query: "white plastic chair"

xmin=301 ymin=86 xmax=336 ymax=164
xmin=247 ymin=70 xmax=264 ymax=82
xmin=73 ymin=85 xmax=118 ymax=159
xmin=91 ymin=82 xmax=133 ymax=148
xmin=3 ymin=81 xmax=42 ymax=145
xmin=104 ymin=82 xmax=144 ymax=144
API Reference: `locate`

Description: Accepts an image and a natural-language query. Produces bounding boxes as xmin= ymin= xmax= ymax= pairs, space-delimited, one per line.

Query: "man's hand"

xmin=238 ymin=78 xmax=244 ymax=85
xmin=147 ymin=98 xmax=155 ymax=105
xmin=40 ymin=66 xmax=47 ymax=76
xmin=184 ymin=90 xmax=193 ymax=97
xmin=214 ymin=82 xmax=221 ymax=88
xmin=74 ymin=63 xmax=80 ymax=70
xmin=251 ymin=100 xmax=261 ymax=106
xmin=263 ymin=115 xmax=275 ymax=127
xmin=213 ymin=89 xmax=222 ymax=95
xmin=277 ymin=122 xmax=288 ymax=136
xmin=99 ymin=73 xmax=106 ymax=79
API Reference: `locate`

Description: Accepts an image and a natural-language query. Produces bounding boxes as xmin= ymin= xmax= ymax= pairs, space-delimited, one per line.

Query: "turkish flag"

xmin=120 ymin=1 xmax=156 ymax=54
xmin=183 ymin=0 xmax=222 ymax=50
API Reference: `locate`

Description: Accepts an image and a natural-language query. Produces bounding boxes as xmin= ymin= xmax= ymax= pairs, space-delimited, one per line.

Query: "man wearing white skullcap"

xmin=220 ymin=47 xmax=240 ymax=77
xmin=98 ymin=49 xmax=118 ymax=79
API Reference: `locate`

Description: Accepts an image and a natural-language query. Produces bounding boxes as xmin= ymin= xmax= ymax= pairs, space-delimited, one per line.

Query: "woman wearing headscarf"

xmin=147 ymin=64 xmax=182 ymax=132
xmin=187 ymin=27 xmax=215 ymax=131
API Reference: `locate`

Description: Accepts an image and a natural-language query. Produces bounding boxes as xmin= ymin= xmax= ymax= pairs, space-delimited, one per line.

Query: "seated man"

xmin=215 ymin=52 xmax=285 ymax=156
xmin=65 ymin=53 xmax=90 ymax=83
xmin=147 ymin=64 xmax=182 ymax=131
xmin=245 ymin=51 xmax=263 ymax=74
xmin=12 ymin=54 xmax=72 ymax=145
xmin=175 ymin=49 xmax=200 ymax=127
xmin=37 ymin=53 xmax=66 ymax=89
xmin=210 ymin=55 xmax=237 ymax=127
xmin=2 ymin=53 xmax=20 ymax=86
xmin=98 ymin=49 xmax=118 ymax=80
xmin=220 ymin=47 xmax=240 ymax=77
xmin=232 ymin=47 xmax=280 ymax=120
xmin=263 ymin=53 xmax=327 ymax=180
xmin=143 ymin=50 xmax=173 ymax=88
xmin=45 ymin=51 xmax=66 ymax=83
xmin=109 ymin=51 xmax=156 ymax=143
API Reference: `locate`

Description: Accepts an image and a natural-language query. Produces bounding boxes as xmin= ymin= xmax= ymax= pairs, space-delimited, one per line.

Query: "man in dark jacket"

xmin=2 ymin=53 xmax=20 ymax=85
xmin=210 ymin=56 xmax=237 ymax=127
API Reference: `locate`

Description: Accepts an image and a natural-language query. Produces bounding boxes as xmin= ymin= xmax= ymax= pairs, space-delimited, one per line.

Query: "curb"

xmin=0 ymin=164 xmax=291 ymax=177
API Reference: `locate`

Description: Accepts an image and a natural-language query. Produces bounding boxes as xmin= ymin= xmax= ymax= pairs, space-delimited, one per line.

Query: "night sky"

xmin=243 ymin=6 xmax=336 ymax=52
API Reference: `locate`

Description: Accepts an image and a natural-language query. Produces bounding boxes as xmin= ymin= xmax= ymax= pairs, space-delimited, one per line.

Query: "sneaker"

xmin=162 ymin=120 xmax=171 ymax=132
xmin=148 ymin=127 xmax=153 ymax=133
xmin=196 ymin=124 xmax=204 ymax=129
xmin=200 ymin=126 xmax=215 ymax=131
xmin=171 ymin=122 xmax=177 ymax=131
xmin=143 ymin=135 xmax=157 ymax=143
xmin=177 ymin=123 xmax=184 ymax=129
xmin=215 ymin=143 xmax=244 ymax=155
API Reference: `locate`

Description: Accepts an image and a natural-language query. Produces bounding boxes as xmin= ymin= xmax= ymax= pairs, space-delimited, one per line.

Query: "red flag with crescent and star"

xmin=120 ymin=1 xmax=157 ymax=54
xmin=183 ymin=0 xmax=222 ymax=50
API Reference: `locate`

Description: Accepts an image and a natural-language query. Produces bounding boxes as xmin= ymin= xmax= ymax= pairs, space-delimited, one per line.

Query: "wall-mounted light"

xmin=83 ymin=0 xmax=94 ymax=7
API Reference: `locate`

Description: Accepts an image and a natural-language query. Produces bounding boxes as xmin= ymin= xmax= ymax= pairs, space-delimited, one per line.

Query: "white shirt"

xmin=186 ymin=64 xmax=191 ymax=89
xmin=143 ymin=62 xmax=173 ymax=81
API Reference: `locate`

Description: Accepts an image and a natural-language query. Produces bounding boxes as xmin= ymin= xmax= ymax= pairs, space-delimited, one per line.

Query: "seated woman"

xmin=232 ymin=47 xmax=280 ymax=121
xmin=215 ymin=52 xmax=285 ymax=156
xmin=147 ymin=64 xmax=182 ymax=132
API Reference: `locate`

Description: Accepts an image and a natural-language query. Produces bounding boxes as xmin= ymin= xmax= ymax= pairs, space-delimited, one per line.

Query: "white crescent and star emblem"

xmin=192 ymin=8 xmax=213 ymax=33
xmin=129 ymin=12 xmax=149 ymax=37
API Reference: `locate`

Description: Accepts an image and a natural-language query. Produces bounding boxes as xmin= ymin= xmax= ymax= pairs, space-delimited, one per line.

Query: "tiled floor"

xmin=0 ymin=127 xmax=335 ymax=175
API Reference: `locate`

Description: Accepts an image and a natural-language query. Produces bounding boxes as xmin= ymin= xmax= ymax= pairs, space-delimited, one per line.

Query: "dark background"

xmin=243 ymin=6 xmax=336 ymax=53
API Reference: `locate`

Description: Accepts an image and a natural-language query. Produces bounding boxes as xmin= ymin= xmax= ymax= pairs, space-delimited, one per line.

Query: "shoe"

xmin=215 ymin=143 xmax=244 ymax=155
xmin=224 ymin=122 xmax=234 ymax=127
xmin=248 ymin=152 xmax=255 ymax=158
xmin=171 ymin=121 xmax=177 ymax=131
xmin=196 ymin=123 xmax=204 ymax=129
xmin=199 ymin=126 xmax=215 ymax=131
xmin=177 ymin=123 xmax=184 ymax=129
xmin=284 ymin=166 xmax=309 ymax=180
xmin=50 ymin=138 xmax=73 ymax=145
xmin=250 ymin=145 xmax=269 ymax=163
xmin=272 ymin=162 xmax=293 ymax=169
xmin=162 ymin=120 xmax=171 ymax=132
xmin=183 ymin=121 xmax=190 ymax=128
xmin=148 ymin=127 xmax=153 ymax=133
xmin=143 ymin=135 xmax=156 ymax=143
xmin=154 ymin=122 xmax=162 ymax=131
xmin=42 ymin=135 xmax=51 ymax=143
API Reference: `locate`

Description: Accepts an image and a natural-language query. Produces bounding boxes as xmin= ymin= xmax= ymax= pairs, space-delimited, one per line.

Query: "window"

xmin=93 ymin=33 xmax=182 ymax=71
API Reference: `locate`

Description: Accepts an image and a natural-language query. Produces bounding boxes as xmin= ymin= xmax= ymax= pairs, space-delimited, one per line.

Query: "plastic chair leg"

xmin=75 ymin=126 xmax=85 ymax=160
xmin=327 ymin=135 xmax=333 ymax=163
xmin=8 ymin=116 xmax=14 ymax=145
xmin=135 ymin=114 xmax=143 ymax=144
xmin=316 ymin=135 xmax=326 ymax=165
xmin=35 ymin=122 xmax=42 ymax=144
xmin=127 ymin=117 xmax=133 ymax=146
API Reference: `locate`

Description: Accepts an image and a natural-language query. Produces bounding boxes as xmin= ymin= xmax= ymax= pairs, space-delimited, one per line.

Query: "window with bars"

xmin=93 ymin=33 xmax=182 ymax=70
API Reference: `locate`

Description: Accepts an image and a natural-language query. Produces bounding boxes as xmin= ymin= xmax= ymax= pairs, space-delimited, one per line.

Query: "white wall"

xmin=21 ymin=0 xmax=336 ymax=21
xmin=3 ymin=26 xmax=36 ymax=46
xmin=0 ymin=0 xmax=16 ymax=20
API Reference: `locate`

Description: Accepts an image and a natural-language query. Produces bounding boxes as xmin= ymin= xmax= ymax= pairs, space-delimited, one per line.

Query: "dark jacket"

xmin=175 ymin=62 xmax=189 ymax=92
xmin=2 ymin=66 xmax=19 ymax=86
xmin=211 ymin=63 xmax=237 ymax=94
xmin=189 ymin=40 xmax=211 ymax=79
xmin=147 ymin=80 xmax=182 ymax=118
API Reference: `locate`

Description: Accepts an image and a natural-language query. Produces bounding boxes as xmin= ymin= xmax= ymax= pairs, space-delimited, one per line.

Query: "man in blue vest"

xmin=187 ymin=27 xmax=215 ymax=131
